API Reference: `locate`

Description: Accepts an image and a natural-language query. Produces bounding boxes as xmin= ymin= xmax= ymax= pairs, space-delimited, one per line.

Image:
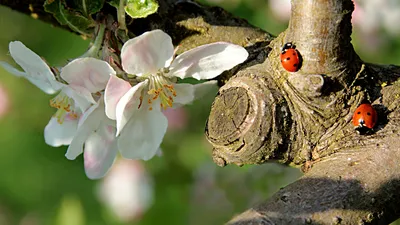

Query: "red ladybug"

xmin=352 ymin=103 xmax=378 ymax=129
xmin=280 ymin=42 xmax=301 ymax=72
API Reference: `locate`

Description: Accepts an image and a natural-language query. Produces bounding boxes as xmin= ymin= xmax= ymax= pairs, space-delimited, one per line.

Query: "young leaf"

xmin=107 ymin=0 xmax=120 ymax=8
xmin=125 ymin=0 xmax=159 ymax=19
xmin=44 ymin=0 xmax=95 ymax=36
xmin=69 ymin=0 xmax=105 ymax=16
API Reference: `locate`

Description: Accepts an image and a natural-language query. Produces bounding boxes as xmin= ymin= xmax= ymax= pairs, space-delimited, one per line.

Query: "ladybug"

xmin=352 ymin=103 xmax=378 ymax=129
xmin=280 ymin=42 xmax=301 ymax=72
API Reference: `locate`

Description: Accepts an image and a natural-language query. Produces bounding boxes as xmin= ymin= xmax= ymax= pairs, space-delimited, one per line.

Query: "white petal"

xmin=0 ymin=60 xmax=58 ymax=95
xmin=173 ymin=83 xmax=195 ymax=105
xmin=61 ymin=86 xmax=92 ymax=112
xmin=97 ymin=160 xmax=154 ymax=221
xmin=0 ymin=61 xmax=27 ymax=77
xmin=44 ymin=116 xmax=78 ymax=147
xmin=193 ymin=80 xmax=218 ymax=100
xmin=105 ymin=76 xmax=132 ymax=120
xmin=169 ymin=42 xmax=249 ymax=80
xmin=0 ymin=62 xmax=58 ymax=94
xmin=9 ymin=41 xmax=50 ymax=76
xmin=115 ymin=80 xmax=148 ymax=136
xmin=172 ymin=81 xmax=218 ymax=109
xmin=25 ymin=76 xmax=60 ymax=94
xmin=68 ymin=84 xmax=97 ymax=104
xmin=84 ymin=125 xmax=118 ymax=179
xmin=8 ymin=41 xmax=59 ymax=89
xmin=61 ymin=57 xmax=115 ymax=93
xmin=121 ymin=30 xmax=174 ymax=75
xmin=65 ymin=101 xmax=105 ymax=160
xmin=118 ymin=109 xmax=168 ymax=160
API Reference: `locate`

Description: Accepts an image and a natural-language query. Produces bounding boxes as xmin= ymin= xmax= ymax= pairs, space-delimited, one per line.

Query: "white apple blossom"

xmin=0 ymin=41 xmax=79 ymax=146
xmin=105 ymin=29 xmax=248 ymax=160
xmin=59 ymin=57 xmax=119 ymax=179
xmin=0 ymin=41 xmax=118 ymax=179
xmin=97 ymin=159 xmax=153 ymax=222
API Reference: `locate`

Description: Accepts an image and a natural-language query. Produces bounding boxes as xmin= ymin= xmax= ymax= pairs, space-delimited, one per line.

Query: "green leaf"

xmin=106 ymin=0 xmax=120 ymax=8
xmin=44 ymin=0 xmax=95 ymax=35
xmin=69 ymin=0 xmax=105 ymax=16
xmin=125 ymin=0 xmax=159 ymax=19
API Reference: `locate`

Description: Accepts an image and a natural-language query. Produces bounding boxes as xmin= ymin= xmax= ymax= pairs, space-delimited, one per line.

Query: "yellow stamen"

xmin=49 ymin=92 xmax=78 ymax=124
xmin=139 ymin=71 xmax=179 ymax=111
xmin=69 ymin=113 xmax=78 ymax=119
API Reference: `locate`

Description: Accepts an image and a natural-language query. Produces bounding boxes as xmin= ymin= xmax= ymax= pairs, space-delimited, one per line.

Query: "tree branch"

xmin=2 ymin=0 xmax=400 ymax=224
xmin=204 ymin=0 xmax=400 ymax=223
xmin=228 ymin=125 xmax=400 ymax=224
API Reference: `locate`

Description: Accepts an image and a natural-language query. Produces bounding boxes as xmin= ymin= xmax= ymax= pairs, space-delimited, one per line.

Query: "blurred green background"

xmin=0 ymin=0 xmax=399 ymax=224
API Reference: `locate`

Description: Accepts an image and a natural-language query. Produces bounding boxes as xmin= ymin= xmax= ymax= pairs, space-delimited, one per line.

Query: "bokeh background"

xmin=0 ymin=0 xmax=399 ymax=224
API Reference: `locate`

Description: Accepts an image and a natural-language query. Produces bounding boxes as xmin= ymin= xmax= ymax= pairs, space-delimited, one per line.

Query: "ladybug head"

xmin=282 ymin=42 xmax=295 ymax=52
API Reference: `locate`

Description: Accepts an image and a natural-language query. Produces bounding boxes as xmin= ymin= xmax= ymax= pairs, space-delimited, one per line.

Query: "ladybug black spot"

xmin=367 ymin=112 xmax=371 ymax=116
xmin=293 ymin=63 xmax=298 ymax=67
xmin=293 ymin=53 xmax=296 ymax=56
xmin=286 ymin=57 xmax=290 ymax=61
xmin=357 ymin=111 xmax=361 ymax=114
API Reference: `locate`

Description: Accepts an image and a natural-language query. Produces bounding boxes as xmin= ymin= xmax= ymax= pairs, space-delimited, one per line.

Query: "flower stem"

xmin=81 ymin=24 xmax=106 ymax=58
xmin=118 ymin=0 xmax=128 ymax=32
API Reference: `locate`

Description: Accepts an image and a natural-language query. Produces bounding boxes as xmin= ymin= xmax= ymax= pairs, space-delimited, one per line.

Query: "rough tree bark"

xmin=1 ymin=0 xmax=400 ymax=224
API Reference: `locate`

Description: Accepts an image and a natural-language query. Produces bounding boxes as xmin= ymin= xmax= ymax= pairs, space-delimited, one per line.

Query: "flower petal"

xmin=0 ymin=61 xmax=27 ymax=77
xmin=0 ymin=46 xmax=61 ymax=94
xmin=9 ymin=41 xmax=50 ymax=77
xmin=65 ymin=101 xmax=105 ymax=160
xmin=105 ymin=76 xmax=132 ymax=120
xmin=0 ymin=61 xmax=58 ymax=94
xmin=44 ymin=116 xmax=78 ymax=147
xmin=8 ymin=41 xmax=60 ymax=89
xmin=118 ymin=109 xmax=168 ymax=160
xmin=115 ymin=80 xmax=148 ymax=136
xmin=97 ymin=160 xmax=154 ymax=222
xmin=84 ymin=125 xmax=118 ymax=179
xmin=61 ymin=57 xmax=115 ymax=93
xmin=62 ymin=86 xmax=92 ymax=112
xmin=168 ymin=42 xmax=249 ymax=80
xmin=26 ymin=76 xmax=60 ymax=94
xmin=173 ymin=83 xmax=195 ymax=105
xmin=121 ymin=30 xmax=174 ymax=75
xmin=68 ymin=84 xmax=97 ymax=104
xmin=193 ymin=80 xmax=218 ymax=100
xmin=0 ymin=61 xmax=56 ymax=94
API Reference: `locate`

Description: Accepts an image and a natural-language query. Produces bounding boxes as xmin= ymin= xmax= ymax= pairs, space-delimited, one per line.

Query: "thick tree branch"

xmin=205 ymin=0 xmax=400 ymax=223
xmin=287 ymin=0 xmax=359 ymax=80
xmin=228 ymin=116 xmax=400 ymax=224
xmin=2 ymin=0 xmax=400 ymax=224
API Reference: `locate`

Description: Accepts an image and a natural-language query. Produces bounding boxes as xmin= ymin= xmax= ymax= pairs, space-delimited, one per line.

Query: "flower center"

xmin=49 ymin=92 xmax=78 ymax=124
xmin=141 ymin=73 xmax=177 ymax=110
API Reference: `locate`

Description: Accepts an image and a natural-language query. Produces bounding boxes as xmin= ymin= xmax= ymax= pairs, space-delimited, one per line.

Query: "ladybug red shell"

xmin=352 ymin=103 xmax=378 ymax=129
xmin=280 ymin=42 xmax=301 ymax=72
